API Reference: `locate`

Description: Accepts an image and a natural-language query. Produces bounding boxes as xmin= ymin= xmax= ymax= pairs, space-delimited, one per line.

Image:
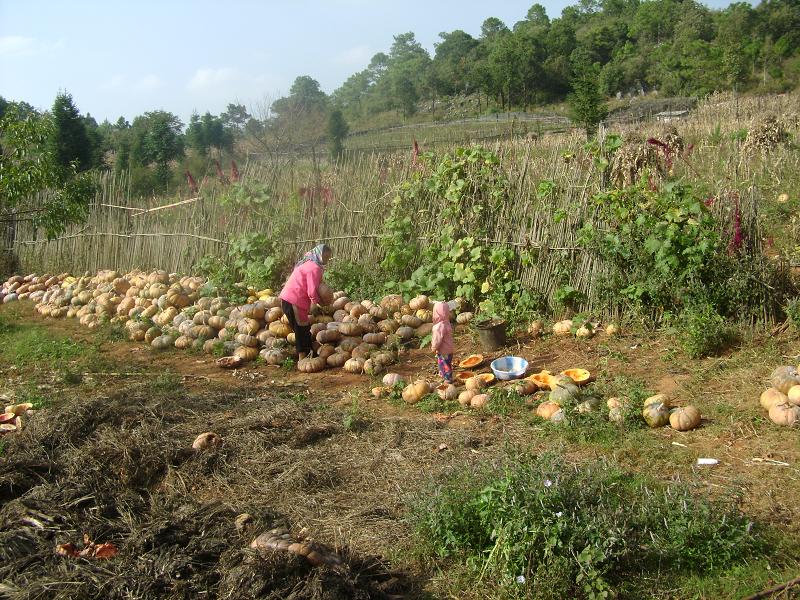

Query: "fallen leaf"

xmin=56 ymin=543 xmax=79 ymax=558
xmin=56 ymin=536 xmax=118 ymax=560
xmin=89 ymin=543 xmax=119 ymax=559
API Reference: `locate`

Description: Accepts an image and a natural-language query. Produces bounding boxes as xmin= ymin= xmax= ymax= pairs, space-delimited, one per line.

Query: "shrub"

xmin=580 ymin=179 xmax=780 ymax=323
xmin=409 ymin=453 xmax=766 ymax=598
xmin=784 ymin=297 xmax=800 ymax=329
xmin=677 ymin=301 xmax=736 ymax=358
xmin=324 ymin=260 xmax=385 ymax=301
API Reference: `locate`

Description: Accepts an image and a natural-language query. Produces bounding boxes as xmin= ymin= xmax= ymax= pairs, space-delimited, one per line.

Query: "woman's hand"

xmin=310 ymin=304 xmax=322 ymax=317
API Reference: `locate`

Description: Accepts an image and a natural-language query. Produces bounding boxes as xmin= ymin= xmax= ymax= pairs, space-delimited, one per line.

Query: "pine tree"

xmin=567 ymin=52 xmax=608 ymax=139
xmin=327 ymin=109 xmax=349 ymax=160
xmin=49 ymin=91 xmax=92 ymax=172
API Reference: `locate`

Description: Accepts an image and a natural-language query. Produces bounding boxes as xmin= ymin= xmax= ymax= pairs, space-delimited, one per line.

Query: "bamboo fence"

xmin=6 ymin=91 xmax=798 ymax=317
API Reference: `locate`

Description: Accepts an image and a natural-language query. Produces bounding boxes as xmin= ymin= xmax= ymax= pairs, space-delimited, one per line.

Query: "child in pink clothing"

xmin=279 ymin=244 xmax=332 ymax=358
xmin=431 ymin=301 xmax=454 ymax=383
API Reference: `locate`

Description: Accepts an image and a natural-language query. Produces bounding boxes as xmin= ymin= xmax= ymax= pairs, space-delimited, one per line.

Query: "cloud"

xmin=0 ymin=35 xmax=38 ymax=57
xmin=134 ymin=74 xmax=161 ymax=92
xmin=334 ymin=45 xmax=371 ymax=66
xmin=187 ymin=67 xmax=239 ymax=92
xmin=0 ymin=35 xmax=64 ymax=58
xmin=99 ymin=74 xmax=161 ymax=93
xmin=101 ymin=74 xmax=126 ymax=90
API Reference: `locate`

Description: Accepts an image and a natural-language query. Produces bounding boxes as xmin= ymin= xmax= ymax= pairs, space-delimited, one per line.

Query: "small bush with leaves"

xmin=784 ymin=297 xmax=800 ymax=330
xmin=325 ymin=260 xmax=385 ymax=301
xmin=409 ymin=453 xmax=767 ymax=598
xmin=677 ymin=301 xmax=735 ymax=359
xmin=197 ymin=232 xmax=287 ymax=301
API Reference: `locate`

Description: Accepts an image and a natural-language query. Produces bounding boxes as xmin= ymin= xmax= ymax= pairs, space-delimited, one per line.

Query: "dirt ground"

xmin=1 ymin=304 xmax=799 ymax=599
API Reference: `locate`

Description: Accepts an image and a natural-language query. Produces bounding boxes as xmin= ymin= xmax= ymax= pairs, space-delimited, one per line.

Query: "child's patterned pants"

xmin=436 ymin=353 xmax=453 ymax=383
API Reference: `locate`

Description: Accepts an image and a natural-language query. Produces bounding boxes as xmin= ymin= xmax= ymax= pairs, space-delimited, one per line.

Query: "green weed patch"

xmin=409 ymin=453 xmax=771 ymax=598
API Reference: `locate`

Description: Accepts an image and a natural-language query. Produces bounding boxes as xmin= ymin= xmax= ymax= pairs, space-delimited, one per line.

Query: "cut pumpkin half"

xmin=5 ymin=402 xmax=33 ymax=416
xmin=526 ymin=370 xmax=558 ymax=390
xmin=456 ymin=370 xmax=475 ymax=382
xmin=560 ymin=368 xmax=593 ymax=385
xmin=459 ymin=354 xmax=484 ymax=369
xmin=477 ymin=372 xmax=496 ymax=385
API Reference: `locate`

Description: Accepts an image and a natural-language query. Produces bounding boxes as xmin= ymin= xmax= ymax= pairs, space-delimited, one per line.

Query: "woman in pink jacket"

xmin=431 ymin=301 xmax=454 ymax=383
xmin=279 ymin=244 xmax=332 ymax=359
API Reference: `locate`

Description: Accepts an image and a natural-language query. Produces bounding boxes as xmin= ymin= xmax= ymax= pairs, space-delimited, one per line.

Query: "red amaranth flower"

xmin=185 ymin=170 xmax=198 ymax=194
xmin=230 ymin=160 xmax=240 ymax=182
xmin=647 ymin=137 xmax=673 ymax=170
xmin=215 ymin=160 xmax=229 ymax=184
xmin=728 ymin=199 xmax=744 ymax=254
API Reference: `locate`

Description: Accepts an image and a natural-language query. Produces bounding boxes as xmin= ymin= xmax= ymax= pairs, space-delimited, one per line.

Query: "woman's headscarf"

xmin=295 ymin=244 xmax=330 ymax=269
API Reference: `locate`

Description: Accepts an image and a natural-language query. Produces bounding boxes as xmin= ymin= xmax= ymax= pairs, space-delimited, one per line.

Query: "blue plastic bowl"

xmin=490 ymin=356 xmax=529 ymax=381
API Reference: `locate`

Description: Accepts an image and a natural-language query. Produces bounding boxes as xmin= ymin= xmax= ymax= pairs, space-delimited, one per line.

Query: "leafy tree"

xmin=272 ymin=76 xmax=328 ymax=116
xmin=332 ymin=69 xmax=372 ymax=116
xmin=268 ymin=76 xmax=330 ymax=157
xmin=630 ymin=0 xmax=680 ymax=44
xmin=327 ymin=109 xmax=349 ymax=159
xmin=526 ymin=3 xmax=550 ymax=27
xmin=49 ymin=91 xmax=92 ymax=172
xmin=387 ymin=32 xmax=431 ymax=116
xmin=480 ymin=17 xmax=510 ymax=40
xmin=130 ymin=111 xmax=184 ymax=189
xmin=83 ymin=113 xmax=108 ymax=169
xmin=0 ymin=106 xmax=97 ymax=238
xmin=431 ymin=30 xmax=479 ymax=96
xmin=186 ymin=112 xmax=205 ymax=155
xmin=110 ymin=117 xmax=131 ymax=173
xmin=221 ymin=103 xmax=251 ymax=131
xmin=186 ymin=112 xmax=233 ymax=156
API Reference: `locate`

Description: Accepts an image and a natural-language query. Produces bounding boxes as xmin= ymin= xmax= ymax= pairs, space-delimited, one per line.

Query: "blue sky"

xmin=1 ymin=0 xmax=740 ymax=124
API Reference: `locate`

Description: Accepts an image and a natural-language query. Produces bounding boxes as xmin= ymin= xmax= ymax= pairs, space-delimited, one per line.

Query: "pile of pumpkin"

xmin=759 ymin=366 xmax=800 ymax=426
xmin=372 ymin=355 xmax=503 ymax=409
xmin=530 ymin=371 xmax=701 ymax=431
xmin=372 ymin=355 xmax=702 ymax=431
xmin=548 ymin=319 xmax=619 ymax=339
xmin=0 ymin=402 xmax=35 ymax=435
xmin=4 ymin=271 xmax=470 ymax=375
xmin=1 ymin=273 xmax=65 ymax=304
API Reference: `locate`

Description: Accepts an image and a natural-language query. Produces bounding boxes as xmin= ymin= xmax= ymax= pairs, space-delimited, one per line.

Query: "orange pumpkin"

xmin=759 ymin=388 xmax=787 ymax=411
xmin=470 ymin=394 xmax=489 ymax=409
xmin=669 ymin=406 xmax=701 ymax=431
xmin=771 ymin=366 xmax=800 ymax=394
xmin=458 ymin=390 xmax=477 ymax=406
xmin=769 ymin=402 xmax=800 ymax=426
xmin=511 ymin=379 xmax=538 ymax=395
xmin=536 ymin=401 xmax=561 ymax=419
